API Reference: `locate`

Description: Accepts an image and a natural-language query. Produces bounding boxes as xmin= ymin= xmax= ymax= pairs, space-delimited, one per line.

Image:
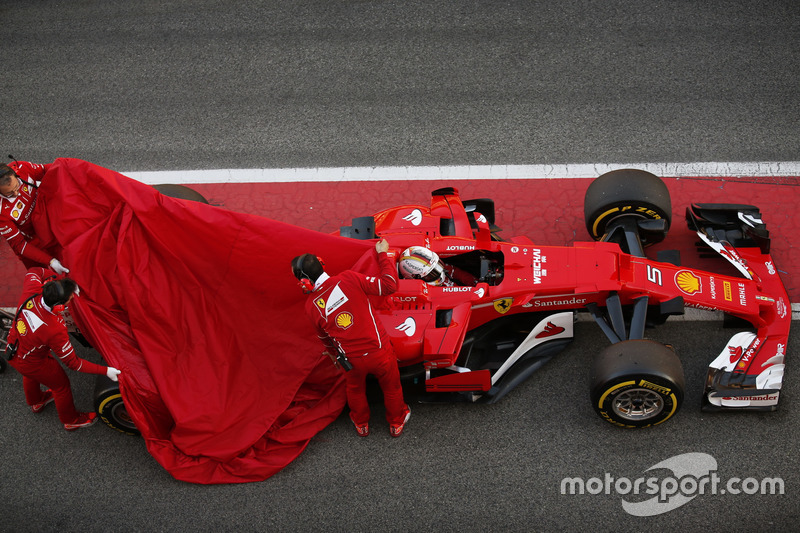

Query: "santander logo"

xmin=396 ymin=317 xmax=417 ymax=336
xmin=402 ymin=209 xmax=423 ymax=226
xmin=535 ymin=321 xmax=565 ymax=338
xmin=728 ymin=346 xmax=743 ymax=364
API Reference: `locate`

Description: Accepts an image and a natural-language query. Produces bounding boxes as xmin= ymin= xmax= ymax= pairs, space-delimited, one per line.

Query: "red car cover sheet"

xmin=31 ymin=158 xmax=375 ymax=483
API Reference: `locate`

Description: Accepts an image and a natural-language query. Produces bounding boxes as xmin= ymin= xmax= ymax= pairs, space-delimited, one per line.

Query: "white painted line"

xmin=122 ymin=162 xmax=800 ymax=185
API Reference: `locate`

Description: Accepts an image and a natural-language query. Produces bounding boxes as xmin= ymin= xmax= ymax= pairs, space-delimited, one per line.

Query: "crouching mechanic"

xmin=291 ymin=239 xmax=411 ymax=437
xmin=6 ymin=267 xmax=121 ymax=430
xmin=0 ymin=160 xmax=69 ymax=274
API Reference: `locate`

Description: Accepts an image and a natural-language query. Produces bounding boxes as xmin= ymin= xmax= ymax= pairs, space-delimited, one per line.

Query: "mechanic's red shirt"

xmin=305 ymin=251 xmax=398 ymax=357
xmin=0 ymin=161 xmax=52 ymax=265
xmin=6 ymin=268 xmax=106 ymax=375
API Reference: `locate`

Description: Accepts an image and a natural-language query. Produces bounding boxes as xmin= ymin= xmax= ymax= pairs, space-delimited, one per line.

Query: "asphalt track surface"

xmin=1 ymin=2 xmax=799 ymax=532
xmin=2 ymin=1 xmax=799 ymax=170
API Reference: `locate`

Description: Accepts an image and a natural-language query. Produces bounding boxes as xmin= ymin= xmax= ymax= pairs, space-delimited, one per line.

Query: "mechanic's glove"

xmin=49 ymin=258 xmax=70 ymax=275
xmin=106 ymin=367 xmax=121 ymax=382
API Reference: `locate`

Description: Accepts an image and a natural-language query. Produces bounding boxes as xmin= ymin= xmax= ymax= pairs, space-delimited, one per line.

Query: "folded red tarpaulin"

xmin=31 ymin=158 xmax=376 ymax=483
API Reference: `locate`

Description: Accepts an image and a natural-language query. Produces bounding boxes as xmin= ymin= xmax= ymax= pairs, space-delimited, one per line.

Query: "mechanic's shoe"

xmin=31 ymin=390 xmax=54 ymax=413
xmin=353 ymin=421 xmax=370 ymax=437
xmin=349 ymin=412 xmax=369 ymax=437
xmin=64 ymin=412 xmax=98 ymax=431
xmin=389 ymin=406 xmax=411 ymax=438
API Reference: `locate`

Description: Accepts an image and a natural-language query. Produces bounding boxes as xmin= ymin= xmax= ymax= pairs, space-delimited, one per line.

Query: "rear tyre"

xmin=0 ymin=310 xmax=14 ymax=373
xmin=94 ymin=374 xmax=139 ymax=435
xmin=88 ymin=183 xmax=205 ymax=435
xmin=590 ymin=340 xmax=684 ymax=428
xmin=584 ymin=169 xmax=672 ymax=245
xmin=152 ymin=184 xmax=209 ymax=204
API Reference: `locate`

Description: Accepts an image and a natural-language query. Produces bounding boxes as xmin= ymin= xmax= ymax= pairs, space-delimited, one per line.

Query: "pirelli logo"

xmin=723 ymin=281 xmax=733 ymax=301
xmin=638 ymin=379 xmax=672 ymax=396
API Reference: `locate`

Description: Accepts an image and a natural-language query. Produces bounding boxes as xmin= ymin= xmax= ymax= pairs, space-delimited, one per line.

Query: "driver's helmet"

xmin=399 ymin=246 xmax=447 ymax=286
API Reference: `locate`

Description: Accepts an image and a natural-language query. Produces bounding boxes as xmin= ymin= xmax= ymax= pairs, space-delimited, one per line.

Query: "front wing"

xmin=687 ymin=204 xmax=791 ymax=411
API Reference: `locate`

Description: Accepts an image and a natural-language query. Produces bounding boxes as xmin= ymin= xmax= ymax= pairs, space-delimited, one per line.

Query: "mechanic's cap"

xmin=399 ymin=246 xmax=446 ymax=286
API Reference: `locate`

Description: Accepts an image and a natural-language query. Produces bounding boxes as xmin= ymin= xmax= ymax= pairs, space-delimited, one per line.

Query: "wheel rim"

xmin=611 ymin=387 xmax=664 ymax=421
xmin=111 ymin=402 xmax=137 ymax=431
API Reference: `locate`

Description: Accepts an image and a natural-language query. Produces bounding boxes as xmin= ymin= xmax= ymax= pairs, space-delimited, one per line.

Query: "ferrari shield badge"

xmin=493 ymin=298 xmax=513 ymax=314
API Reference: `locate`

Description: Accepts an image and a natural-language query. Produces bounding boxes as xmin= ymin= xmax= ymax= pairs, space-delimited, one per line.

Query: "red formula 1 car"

xmin=338 ymin=169 xmax=791 ymax=427
xmin=3 ymin=170 xmax=787 ymax=433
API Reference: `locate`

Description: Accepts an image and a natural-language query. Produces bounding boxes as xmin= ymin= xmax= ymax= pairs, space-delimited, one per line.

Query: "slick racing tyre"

xmin=87 ymin=184 xmax=205 ymax=435
xmin=94 ymin=374 xmax=139 ymax=435
xmin=584 ymin=169 xmax=672 ymax=246
xmin=0 ymin=309 xmax=14 ymax=373
xmin=152 ymin=184 xmax=209 ymax=204
xmin=590 ymin=340 xmax=684 ymax=428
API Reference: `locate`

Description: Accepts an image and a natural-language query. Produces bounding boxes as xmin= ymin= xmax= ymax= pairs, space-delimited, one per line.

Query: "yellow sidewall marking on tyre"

xmin=598 ymin=380 xmax=636 ymax=408
xmin=98 ymin=393 xmax=122 ymax=412
xmin=654 ymin=393 xmax=678 ymax=425
xmin=591 ymin=207 xmax=620 ymax=237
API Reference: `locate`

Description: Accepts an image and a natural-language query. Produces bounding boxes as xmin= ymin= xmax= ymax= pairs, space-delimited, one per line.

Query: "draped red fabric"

xmin=31 ymin=158 xmax=374 ymax=483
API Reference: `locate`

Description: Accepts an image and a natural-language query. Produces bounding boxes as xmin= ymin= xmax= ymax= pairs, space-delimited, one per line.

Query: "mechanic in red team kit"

xmin=6 ymin=267 xmax=121 ymax=430
xmin=0 ymin=160 xmax=69 ymax=274
xmin=292 ymin=239 xmax=411 ymax=437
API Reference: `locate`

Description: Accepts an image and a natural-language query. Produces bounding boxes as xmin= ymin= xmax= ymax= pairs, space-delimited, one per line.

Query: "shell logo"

xmin=335 ymin=312 xmax=353 ymax=329
xmin=16 ymin=320 xmax=27 ymax=336
xmin=675 ymin=270 xmax=702 ymax=295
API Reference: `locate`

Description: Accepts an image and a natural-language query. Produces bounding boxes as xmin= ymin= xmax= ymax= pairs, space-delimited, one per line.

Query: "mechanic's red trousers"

xmin=9 ymin=355 xmax=82 ymax=425
xmin=345 ymin=344 xmax=407 ymax=426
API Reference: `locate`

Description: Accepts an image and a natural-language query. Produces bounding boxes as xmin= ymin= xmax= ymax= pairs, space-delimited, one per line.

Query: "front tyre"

xmin=584 ymin=169 xmax=672 ymax=245
xmin=590 ymin=340 xmax=684 ymax=428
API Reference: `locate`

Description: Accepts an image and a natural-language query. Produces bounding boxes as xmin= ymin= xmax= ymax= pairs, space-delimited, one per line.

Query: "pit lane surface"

xmin=1 ymin=1 xmax=799 ymax=531
xmin=3 ymin=321 xmax=797 ymax=531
